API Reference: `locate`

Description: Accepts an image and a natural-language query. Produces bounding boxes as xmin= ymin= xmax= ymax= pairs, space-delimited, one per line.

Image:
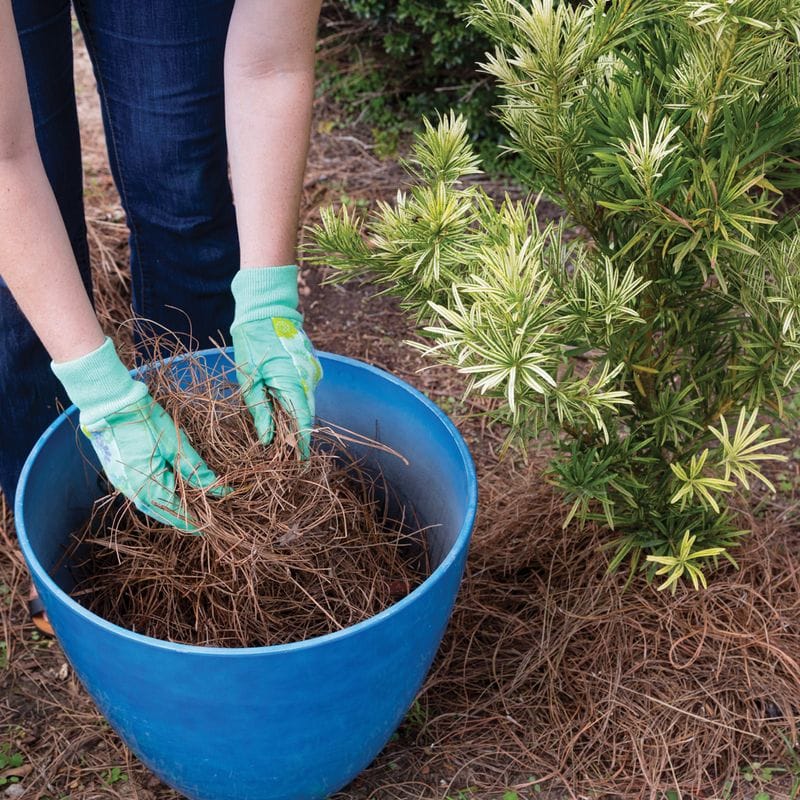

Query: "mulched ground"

xmin=1 ymin=17 xmax=799 ymax=800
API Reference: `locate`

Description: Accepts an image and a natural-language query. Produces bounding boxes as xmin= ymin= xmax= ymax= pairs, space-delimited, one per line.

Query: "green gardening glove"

xmin=230 ymin=265 xmax=323 ymax=458
xmin=51 ymin=337 xmax=222 ymax=532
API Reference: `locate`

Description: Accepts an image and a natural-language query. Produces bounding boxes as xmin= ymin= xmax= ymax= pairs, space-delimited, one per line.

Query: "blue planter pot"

xmin=15 ymin=350 xmax=477 ymax=800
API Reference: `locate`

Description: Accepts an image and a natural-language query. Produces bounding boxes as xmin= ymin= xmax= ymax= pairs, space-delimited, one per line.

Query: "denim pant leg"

xmin=73 ymin=0 xmax=239 ymax=359
xmin=0 ymin=0 xmax=90 ymax=502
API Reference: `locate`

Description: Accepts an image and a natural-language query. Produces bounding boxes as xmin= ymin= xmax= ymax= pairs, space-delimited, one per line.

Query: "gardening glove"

xmin=230 ymin=265 xmax=322 ymax=459
xmin=51 ymin=337 xmax=222 ymax=533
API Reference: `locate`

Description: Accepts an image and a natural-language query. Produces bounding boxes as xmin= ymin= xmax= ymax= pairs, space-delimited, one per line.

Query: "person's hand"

xmin=52 ymin=337 xmax=222 ymax=532
xmin=230 ymin=265 xmax=322 ymax=458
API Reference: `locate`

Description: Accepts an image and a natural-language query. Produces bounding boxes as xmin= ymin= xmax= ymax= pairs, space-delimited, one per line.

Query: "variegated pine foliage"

xmin=306 ymin=0 xmax=800 ymax=589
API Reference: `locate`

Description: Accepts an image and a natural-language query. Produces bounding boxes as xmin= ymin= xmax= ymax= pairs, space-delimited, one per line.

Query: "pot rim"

xmin=15 ymin=350 xmax=478 ymax=657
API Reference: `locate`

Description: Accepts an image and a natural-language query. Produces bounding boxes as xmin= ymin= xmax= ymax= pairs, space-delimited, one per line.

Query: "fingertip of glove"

xmin=174 ymin=515 xmax=203 ymax=535
xmin=297 ymin=430 xmax=312 ymax=461
xmin=181 ymin=465 xmax=220 ymax=491
xmin=166 ymin=514 xmax=199 ymax=534
xmin=135 ymin=496 xmax=199 ymax=534
xmin=244 ymin=399 xmax=274 ymax=446
xmin=254 ymin=414 xmax=275 ymax=445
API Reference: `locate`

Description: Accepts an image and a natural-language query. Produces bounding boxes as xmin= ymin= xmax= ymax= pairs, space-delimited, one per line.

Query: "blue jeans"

xmin=1 ymin=0 xmax=239 ymax=501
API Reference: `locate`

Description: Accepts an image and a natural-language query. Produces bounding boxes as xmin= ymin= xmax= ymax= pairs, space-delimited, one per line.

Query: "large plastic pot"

xmin=15 ymin=350 xmax=477 ymax=800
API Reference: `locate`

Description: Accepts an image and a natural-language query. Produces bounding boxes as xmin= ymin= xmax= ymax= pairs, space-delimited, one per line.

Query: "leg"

xmin=73 ymin=0 xmax=239 ymax=359
xmin=0 ymin=0 xmax=89 ymax=501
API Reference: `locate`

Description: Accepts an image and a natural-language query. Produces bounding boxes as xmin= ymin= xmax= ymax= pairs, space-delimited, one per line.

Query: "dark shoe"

xmin=27 ymin=591 xmax=54 ymax=638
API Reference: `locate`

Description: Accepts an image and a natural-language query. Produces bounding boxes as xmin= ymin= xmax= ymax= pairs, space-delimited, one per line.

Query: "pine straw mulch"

xmin=345 ymin=473 xmax=800 ymax=800
xmin=68 ymin=351 xmax=427 ymax=648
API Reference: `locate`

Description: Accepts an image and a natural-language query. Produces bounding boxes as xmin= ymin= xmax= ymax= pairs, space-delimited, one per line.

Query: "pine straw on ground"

xmin=67 ymin=349 xmax=426 ymax=648
xmin=344 ymin=468 xmax=800 ymax=800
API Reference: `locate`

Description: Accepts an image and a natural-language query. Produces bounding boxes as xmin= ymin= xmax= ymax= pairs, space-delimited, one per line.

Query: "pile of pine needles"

xmin=386 ymin=463 xmax=800 ymax=798
xmin=68 ymin=348 xmax=427 ymax=647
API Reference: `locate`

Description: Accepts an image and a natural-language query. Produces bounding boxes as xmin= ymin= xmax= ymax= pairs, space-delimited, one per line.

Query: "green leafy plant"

xmin=29 ymin=628 xmax=54 ymax=649
xmin=308 ymin=0 xmax=800 ymax=586
xmin=403 ymin=699 xmax=428 ymax=730
xmin=339 ymin=0 xmax=484 ymax=72
xmin=101 ymin=766 xmax=128 ymax=786
xmin=738 ymin=738 xmax=800 ymax=800
xmin=0 ymin=744 xmax=25 ymax=786
xmin=319 ymin=0 xmax=526 ymax=175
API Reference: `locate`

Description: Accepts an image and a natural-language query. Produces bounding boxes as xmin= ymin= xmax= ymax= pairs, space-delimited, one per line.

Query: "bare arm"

xmin=224 ymin=0 xmax=322 ymax=268
xmin=0 ymin=1 xmax=105 ymax=363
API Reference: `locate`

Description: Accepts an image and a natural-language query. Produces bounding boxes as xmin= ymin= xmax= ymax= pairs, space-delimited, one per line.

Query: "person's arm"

xmin=224 ymin=0 xmax=322 ymax=268
xmin=1 ymin=1 xmax=223 ymax=528
xmin=224 ymin=0 xmax=324 ymax=457
xmin=0 ymin=0 xmax=104 ymax=362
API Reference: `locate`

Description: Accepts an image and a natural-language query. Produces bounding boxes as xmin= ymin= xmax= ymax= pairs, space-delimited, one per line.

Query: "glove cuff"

xmin=51 ymin=337 xmax=149 ymax=426
xmin=230 ymin=265 xmax=303 ymax=329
